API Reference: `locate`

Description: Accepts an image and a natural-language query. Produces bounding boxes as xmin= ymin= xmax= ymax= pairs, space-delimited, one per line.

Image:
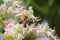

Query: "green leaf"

xmin=15 ymin=16 xmax=21 ymax=21
xmin=0 ymin=28 xmax=5 ymax=33
xmin=23 ymin=0 xmax=30 ymax=9
xmin=0 ymin=21 xmax=3 ymax=28
xmin=0 ymin=21 xmax=5 ymax=33
xmin=5 ymin=13 xmax=12 ymax=20
xmin=22 ymin=32 xmax=32 ymax=40
xmin=0 ymin=0 xmax=4 ymax=5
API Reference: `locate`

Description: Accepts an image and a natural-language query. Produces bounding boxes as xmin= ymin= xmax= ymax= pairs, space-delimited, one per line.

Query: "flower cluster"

xmin=0 ymin=0 xmax=57 ymax=40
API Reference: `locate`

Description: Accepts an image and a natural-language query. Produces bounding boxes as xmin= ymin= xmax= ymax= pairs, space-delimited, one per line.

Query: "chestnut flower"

xmin=5 ymin=23 xmax=14 ymax=32
xmin=15 ymin=7 xmax=25 ymax=16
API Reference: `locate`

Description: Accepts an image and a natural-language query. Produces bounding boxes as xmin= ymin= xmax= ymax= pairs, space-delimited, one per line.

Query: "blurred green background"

xmin=23 ymin=0 xmax=60 ymax=33
xmin=0 ymin=0 xmax=60 ymax=34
